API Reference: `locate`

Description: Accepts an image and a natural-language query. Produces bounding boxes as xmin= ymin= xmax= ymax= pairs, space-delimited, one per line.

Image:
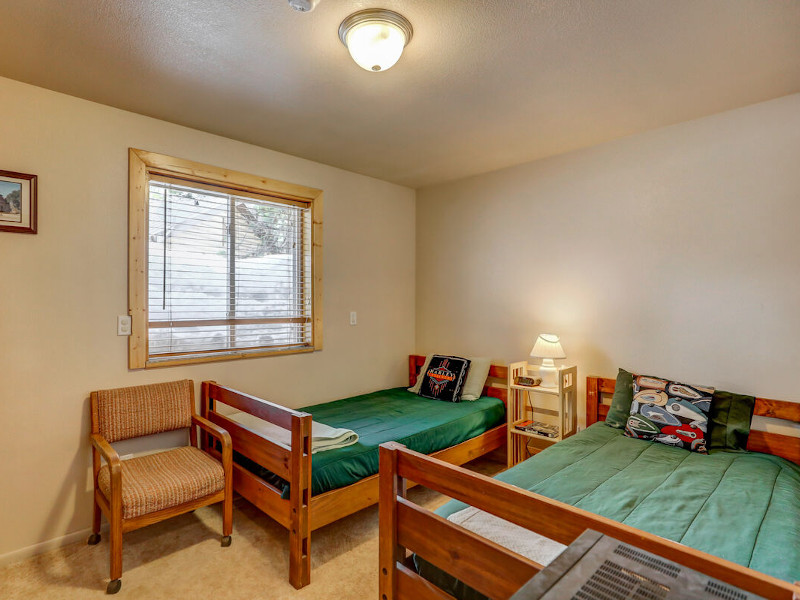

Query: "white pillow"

xmin=460 ymin=357 xmax=492 ymax=401
xmin=408 ymin=355 xmax=492 ymax=401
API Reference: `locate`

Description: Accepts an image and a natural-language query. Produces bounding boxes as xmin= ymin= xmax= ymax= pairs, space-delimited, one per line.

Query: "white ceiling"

xmin=1 ymin=1 xmax=798 ymax=188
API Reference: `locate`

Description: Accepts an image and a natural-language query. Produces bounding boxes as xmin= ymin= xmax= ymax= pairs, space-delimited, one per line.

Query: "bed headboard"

xmin=408 ymin=355 xmax=508 ymax=405
xmin=586 ymin=376 xmax=800 ymax=465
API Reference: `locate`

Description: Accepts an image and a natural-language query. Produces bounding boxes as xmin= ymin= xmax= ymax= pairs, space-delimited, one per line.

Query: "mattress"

xmin=417 ymin=422 xmax=800 ymax=599
xmin=230 ymin=387 xmax=505 ymax=497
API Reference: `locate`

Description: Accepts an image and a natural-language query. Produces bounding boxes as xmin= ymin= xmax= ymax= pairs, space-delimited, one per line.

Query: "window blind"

xmin=146 ymin=179 xmax=312 ymax=360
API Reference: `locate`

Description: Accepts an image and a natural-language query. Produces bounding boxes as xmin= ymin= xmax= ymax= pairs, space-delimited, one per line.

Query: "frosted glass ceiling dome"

xmin=338 ymin=9 xmax=413 ymax=72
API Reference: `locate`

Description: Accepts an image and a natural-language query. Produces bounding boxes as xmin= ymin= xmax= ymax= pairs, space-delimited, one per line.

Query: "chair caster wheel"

xmin=106 ymin=579 xmax=122 ymax=594
xmin=87 ymin=533 xmax=101 ymax=545
xmin=221 ymin=535 xmax=232 ymax=547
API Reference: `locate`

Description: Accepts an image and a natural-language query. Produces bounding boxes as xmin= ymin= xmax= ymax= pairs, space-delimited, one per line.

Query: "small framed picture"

xmin=0 ymin=170 xmax=37 ymax=234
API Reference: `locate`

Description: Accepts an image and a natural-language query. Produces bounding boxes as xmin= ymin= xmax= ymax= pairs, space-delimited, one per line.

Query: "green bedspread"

xmin=235 ymin=387 xmax=505 ymax=497
xmin=418 ymin=423 xmax=800 ymax=598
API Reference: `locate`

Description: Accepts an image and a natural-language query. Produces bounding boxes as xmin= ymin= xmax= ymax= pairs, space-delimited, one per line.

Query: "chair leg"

xmin=108 ymin=513 xmax=122 ymax=594
xmin=221 ymin=486 xmax=233 ymax=545
xmin=88 ymin=495 xmax=102 ymax=545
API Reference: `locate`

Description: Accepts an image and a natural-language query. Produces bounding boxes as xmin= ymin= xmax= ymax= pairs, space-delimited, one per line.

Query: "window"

xmin=128 ymin=149 xmax=322 ymax=368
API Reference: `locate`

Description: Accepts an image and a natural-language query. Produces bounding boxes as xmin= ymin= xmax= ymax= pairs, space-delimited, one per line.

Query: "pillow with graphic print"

xmin=624 ymin=374 xmax=714 ymax=453
xmin=409 ymin=355 xmax=490 ymax=400
xmin=417 ymin=355 xmax=471 ymax=403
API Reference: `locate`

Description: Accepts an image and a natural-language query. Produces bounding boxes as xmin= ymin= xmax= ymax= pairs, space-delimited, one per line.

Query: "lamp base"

xmin=538 ymin=359 xmax=559 ymax=389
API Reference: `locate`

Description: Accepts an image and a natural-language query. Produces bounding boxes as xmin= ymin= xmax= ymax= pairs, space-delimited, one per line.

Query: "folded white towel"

xmin=447 ymin=506 xmax=566 ymax=566
xmin=226 ymin=410 xmax=359 ymax=454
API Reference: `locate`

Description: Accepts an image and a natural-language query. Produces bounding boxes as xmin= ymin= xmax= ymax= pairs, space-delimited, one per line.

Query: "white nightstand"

xmin=507 ymin=362 xmax=577 ymax=467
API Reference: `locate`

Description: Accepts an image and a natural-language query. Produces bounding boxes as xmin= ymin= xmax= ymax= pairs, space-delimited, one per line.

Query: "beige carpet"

xmin=1 ymin=456 xmax=504 ymax=599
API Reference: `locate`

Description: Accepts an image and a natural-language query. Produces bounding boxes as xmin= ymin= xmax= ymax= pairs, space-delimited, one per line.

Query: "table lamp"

xmin=530 ymin=334 xmax=566 ymax=388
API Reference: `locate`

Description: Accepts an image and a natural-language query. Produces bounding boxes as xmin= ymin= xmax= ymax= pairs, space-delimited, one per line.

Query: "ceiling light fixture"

xmin=338 ymin=9 xmax=413 ymax=72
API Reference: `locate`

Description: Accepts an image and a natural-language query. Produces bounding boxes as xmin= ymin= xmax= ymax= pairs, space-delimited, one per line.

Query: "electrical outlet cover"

xmin=117 ymin=315 xmax=132 ymax=336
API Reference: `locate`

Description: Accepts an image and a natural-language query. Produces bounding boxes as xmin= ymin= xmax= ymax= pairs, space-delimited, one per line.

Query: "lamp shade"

xmin=529 ymin=334 xmax=566 ymax=360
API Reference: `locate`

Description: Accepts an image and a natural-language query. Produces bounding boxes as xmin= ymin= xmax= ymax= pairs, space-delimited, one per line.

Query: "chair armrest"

xmin=90 ymin=433 xmax=122 ymax=472
xmin=192 ymin=414 xmax=232 ymax=450
xmin=90 ymin=433 xmax=122 ymax=500
xmin=193 ymin=415 xmax=232 ymax=477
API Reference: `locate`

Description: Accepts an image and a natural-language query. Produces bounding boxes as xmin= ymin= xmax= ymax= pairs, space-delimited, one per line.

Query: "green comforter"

xmin=419 ymin=423 xmax=800 ymax=598
xmin=235 ymin=387 xmax=505 ymax=497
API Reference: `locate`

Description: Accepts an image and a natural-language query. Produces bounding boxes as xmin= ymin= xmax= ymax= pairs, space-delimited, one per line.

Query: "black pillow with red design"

xmin=417 ymin=355 xmax=471 ymax=403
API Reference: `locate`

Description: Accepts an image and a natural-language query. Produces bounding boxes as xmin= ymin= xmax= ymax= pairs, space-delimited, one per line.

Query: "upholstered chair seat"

xmin=97 ymin=446 xmax=225 ymax=520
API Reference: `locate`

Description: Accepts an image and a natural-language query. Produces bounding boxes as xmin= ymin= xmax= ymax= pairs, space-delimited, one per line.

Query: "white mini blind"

xmin=146 ymin=178 xmax=312 ymax=360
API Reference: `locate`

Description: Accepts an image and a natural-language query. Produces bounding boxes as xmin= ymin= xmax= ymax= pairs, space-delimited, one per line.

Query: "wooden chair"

xmin=87 ymin=380 xmax=233 ymax=594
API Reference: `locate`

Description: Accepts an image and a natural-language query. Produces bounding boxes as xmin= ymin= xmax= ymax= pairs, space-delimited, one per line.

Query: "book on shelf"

xmin=515 ymin=420 xmax=559 ymax=438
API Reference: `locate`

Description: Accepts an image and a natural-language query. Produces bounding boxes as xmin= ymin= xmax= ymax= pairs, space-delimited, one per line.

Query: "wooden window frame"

xmin=128 ymin=148 xmax=323 ymax=369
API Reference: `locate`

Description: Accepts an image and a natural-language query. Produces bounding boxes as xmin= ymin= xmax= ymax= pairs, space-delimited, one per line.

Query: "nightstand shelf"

xmin=507 ymin=362 xmax=577 ymax=467
xmin=510 ymin=384 xmax=559 ymax=395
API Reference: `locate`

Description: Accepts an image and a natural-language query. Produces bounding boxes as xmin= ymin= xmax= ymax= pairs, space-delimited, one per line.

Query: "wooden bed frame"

xmin=379 ymin=375 xmax=800 ymax=600
xmin=199 ymin=355 xmax=508 ymax=589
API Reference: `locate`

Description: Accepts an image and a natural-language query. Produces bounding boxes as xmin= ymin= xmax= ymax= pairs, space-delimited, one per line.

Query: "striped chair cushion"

xmin=95 ymin=380 xmax=193 ymax=442
xmin=98 ymin=446 xmax=225 ymax=520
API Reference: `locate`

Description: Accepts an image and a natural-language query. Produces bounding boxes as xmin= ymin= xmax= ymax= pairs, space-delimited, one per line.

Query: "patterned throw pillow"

xmin=624 ymin=374 xmax=714 ymax=453
xmin=417 ymin=355 xmax=471 ymax=402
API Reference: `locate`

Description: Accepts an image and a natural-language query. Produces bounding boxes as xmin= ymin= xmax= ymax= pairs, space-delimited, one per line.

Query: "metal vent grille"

xmin=519 ymin=532 xmax=765 ymax=600
xmin=613 ymin=545 xmax=681 ymax=579
xmin=573 ymin=560 xmax=669 ymax=600
xmin=705 ymin=581 xmax=749 ymax=600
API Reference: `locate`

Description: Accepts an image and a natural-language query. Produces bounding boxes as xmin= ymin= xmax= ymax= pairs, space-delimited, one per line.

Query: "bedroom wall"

xmin=416 ymin=94 xmax=800 ymax=425
xmin=0 ymin=77 xmax=415 ymax=562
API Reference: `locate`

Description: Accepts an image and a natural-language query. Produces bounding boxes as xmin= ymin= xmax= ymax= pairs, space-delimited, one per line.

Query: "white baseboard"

xmin=0 ymin=524 xmax=108 ymax=569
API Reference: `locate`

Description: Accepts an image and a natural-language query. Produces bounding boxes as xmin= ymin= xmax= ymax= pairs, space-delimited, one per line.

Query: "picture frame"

xmin=0 ymin=170 xmax=37 ymax=234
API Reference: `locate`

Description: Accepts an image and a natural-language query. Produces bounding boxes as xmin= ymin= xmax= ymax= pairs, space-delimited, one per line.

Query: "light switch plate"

xmin=117 ymin=315 xmax=132 ymax=336
xmin=350 ymin=311 xmax=357 ymax=325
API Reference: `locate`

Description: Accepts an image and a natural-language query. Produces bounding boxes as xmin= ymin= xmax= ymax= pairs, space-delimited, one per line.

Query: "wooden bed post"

xmin=408 ymin=355 xmax=419 ymax=387
xmin=289 ymin=412 xmax=312 ymax=589
xmin=586 ymin=376 xmax=599 ymax=426
xmin=379 ymin=442 xmax=407 ymax=600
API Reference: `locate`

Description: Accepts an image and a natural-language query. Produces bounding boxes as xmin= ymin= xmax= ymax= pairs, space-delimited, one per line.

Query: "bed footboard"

xmin=201 ymin=381 xmax=312 ymax=589
xmin=378 ymin=442 xmax=799 ymax=600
